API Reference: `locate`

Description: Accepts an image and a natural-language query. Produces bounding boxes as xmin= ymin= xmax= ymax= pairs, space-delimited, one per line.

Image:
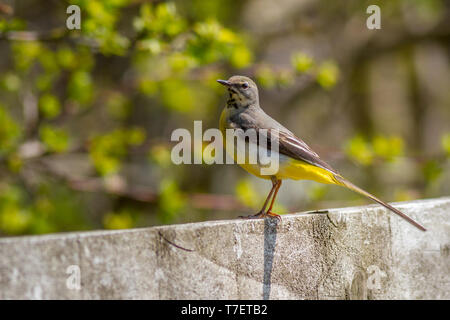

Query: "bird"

xmin=217 ymin=75 xmax=426 ymax=231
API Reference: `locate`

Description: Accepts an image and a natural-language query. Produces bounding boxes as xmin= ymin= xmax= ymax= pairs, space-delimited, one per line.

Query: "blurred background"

xmin=0 ymin=0 xmax=448 ymax=236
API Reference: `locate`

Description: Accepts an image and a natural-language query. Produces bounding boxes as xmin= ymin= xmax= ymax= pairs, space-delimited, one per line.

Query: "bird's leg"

xmin=239 ymin=177 xmax=277 ymax=219
xmin=265 ymin=179 xmax=282 ymax=221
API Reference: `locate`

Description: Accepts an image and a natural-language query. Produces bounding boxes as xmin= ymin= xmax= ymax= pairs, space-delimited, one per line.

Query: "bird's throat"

xmin=227 ymin=92 xmax=254 ymax=109
xmin=227 ymin=96 xmax=238 ymax=109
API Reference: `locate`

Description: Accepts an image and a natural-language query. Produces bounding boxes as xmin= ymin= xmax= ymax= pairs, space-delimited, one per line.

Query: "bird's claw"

xmin=266 ymin=211 xmax=282 ymax=222
xmin=238 ymin=212 xmax=264 ymax=219
xmin=239 ymin=211 xmax=281 ymax=222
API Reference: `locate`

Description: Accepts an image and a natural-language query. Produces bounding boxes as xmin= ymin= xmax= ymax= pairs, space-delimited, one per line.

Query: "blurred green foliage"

xmin=235 ymin=179 xmax=261 ymax=209
xmin=149 ymin=144 xmax=172 ymax=169
xmin=39 ymin=94 xmax=61 ymax=119
xmin=0 ymin=183 xmax=88 ymax=235
xmin=103 ymin=209 xmax=136 ymax=230
xmin=40 ymin=125 xmax=70 ymax=153
xmin=0 ymin=186 xmax=30 ymax=234
xmin=89 ymin=128 xmax=146 ymax=176
xmin=316 ymin=61 xmax=339 ymax=89
xmin=158 ymin=178 xmax=186 ymax=223
xmin=345 ymin=135 xmax=404 ymax=166
xmin=442 ymin=133 xmax=450 ymax=157
xmin=68 ymin=70 xmax=94 ymax=106
xmin=422 ymin=160 xmax=443 ymax=183
xmin=0 ymin=72 xmax=21 ymax=92
xmin=292 ymin=52 xmax=314 ymax=73
xmin=0 ymin=106 xmax=21 ymax=154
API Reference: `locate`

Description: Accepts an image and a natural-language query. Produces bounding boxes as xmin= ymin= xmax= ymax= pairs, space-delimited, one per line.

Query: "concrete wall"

xmin=0 ymin=197 xmax=449 ymax=299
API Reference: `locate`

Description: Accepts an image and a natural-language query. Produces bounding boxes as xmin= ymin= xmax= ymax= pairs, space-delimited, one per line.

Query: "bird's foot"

xmin=265 ymin=211 xmax=282 ymax=222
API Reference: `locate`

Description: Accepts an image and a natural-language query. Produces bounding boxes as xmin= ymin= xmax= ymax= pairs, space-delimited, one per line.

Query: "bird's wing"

xmin=274 ymin=130 xmax=338 ymax=174
xmin=228 ymin=113 xmax=338 ymax=174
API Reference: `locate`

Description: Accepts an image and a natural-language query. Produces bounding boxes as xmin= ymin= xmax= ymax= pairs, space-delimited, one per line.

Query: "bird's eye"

xmin=242 ymin=82 xmax=249 ymax=89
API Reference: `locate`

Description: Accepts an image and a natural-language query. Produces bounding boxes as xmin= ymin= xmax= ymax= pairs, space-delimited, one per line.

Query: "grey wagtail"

xmin=218 ymin=75 xmax=426 ymax=231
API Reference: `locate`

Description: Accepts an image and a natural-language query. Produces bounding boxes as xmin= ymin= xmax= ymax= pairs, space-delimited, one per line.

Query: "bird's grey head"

xmin=217 ymin=75 xmax=259 ymax=109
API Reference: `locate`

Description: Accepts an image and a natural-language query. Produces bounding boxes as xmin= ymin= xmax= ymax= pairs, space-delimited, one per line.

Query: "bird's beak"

xmin=217 ymin=79 xmax=231 ymax=87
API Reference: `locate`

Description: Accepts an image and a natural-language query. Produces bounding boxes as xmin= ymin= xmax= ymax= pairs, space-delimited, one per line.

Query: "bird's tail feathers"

xmin=334 ymin=175 xmax=426 ymax=231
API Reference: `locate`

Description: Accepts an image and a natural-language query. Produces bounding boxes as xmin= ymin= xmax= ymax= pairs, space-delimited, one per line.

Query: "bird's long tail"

xmin=334 ymin=175 xmax=426 ymax=231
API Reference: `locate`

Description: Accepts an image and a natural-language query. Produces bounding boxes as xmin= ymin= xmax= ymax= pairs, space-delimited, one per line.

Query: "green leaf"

xmin=103 ymin=209 xmax=135 ymax=230
xmin=373 ymin=135 xmax=404 ymax=162
xmin=0 ymin=18 xmax=26 ymax=32
xmin=292 ymin=52 xmax=314 ymax=73
xmin=158 ymin=178 xmax=186 ymax=223
xmin=31 ymin=182 xmax=89 ymax=234
xmin=256 ymin=66 xmax=277 ymax=89
xmin=138 ymin=79 xmax=158 ymax=96
xmin=89 ymin=130 xmax=127 ymax=176
xmin=0 ymin=105 xmax=21 ymax=154
xmin=277 ymin=70 xmax=294 ymax=87
xmin=317 ymin=61 xmax=339 ymax=89
xmin=133 ymin=2 xmax=186 ymax=37
xmin=235 ymin=179 xmax=260 ymax=209
xmin=0 ymin=72 xmax=21 ymax=92
xmin=56 ymin=46 xmax=77 ymax=70
xmin=160 ymin=79 xmax=196 ymax=112
xmin=7 ymin=152 xmax=23 ymax=173
xmin=35 ymin=72 xmax=58 ymax=92
xmin=441 ymin=133 xmax=450 ymax=156
xmin=38 ymin=48 xmax=59 ymax=73
xmin=149 ymin=144 xmax=172 ymax=168
xmin=230 ymin=45 xmax=253 ymax=69
xmin=12 ymin=41 xmax=41 ymax=71
xmin=168 ymin=52 xmax=197 ymax=72
xmin=0 ymin=206 xmax=30 ymax=234
xmin=106 ymin=93 xmax=131 ymax=119
xmin=39 ymin=93 xmax=61 ymax=119
xmin=89 ymin=128 xmax=146 ymax=176
xmin=308 ymin=184 xmax=328 ymax=201
xmin=345 ymin=135 xmax=373 ymax=166
xmin=68 ymin=70 xmax=94 ymax=106
xmin=127 ymin=127 xmax=146 ymax=145
xmin=422 ymin=160 xmax=442 ymax=183
xmin=0 ymin=186 xmax=31 ymax=235
xmin=40 ymin=125 xmax=70 ymax=153
xmin=137 ymin=39 xmax=162 ymax=55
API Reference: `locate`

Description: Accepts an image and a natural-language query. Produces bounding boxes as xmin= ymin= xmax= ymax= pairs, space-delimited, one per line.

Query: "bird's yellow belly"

xmin=276 ymin=158 xmax=338 ymax=184
xmin=237 ymin=162 xmax=272 ymax=180
xmin=237 ymin=157 xmax=338 ymax=184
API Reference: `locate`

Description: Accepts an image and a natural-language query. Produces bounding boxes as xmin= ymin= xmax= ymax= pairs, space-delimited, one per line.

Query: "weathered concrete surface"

xmin=0 ymin=197 xmax=449 ymax=299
